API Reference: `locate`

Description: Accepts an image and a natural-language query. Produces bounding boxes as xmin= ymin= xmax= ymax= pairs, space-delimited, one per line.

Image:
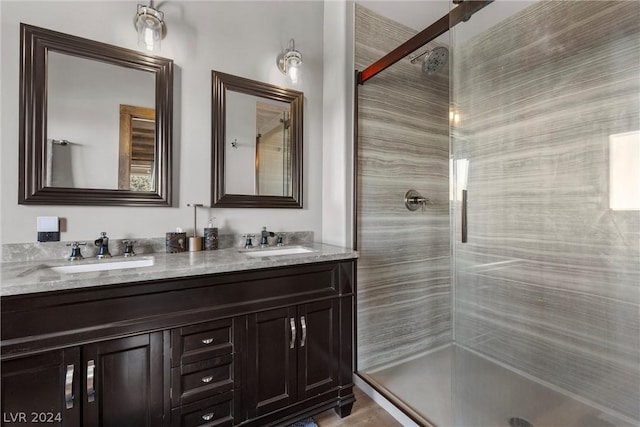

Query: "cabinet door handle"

xmin=64 ymin=364 xmax=74 ymax=409
xmin=201 ymin=375 xmax=213 ymax=383
xmin=289 ymin=317 xmax=296 ymax=349
xmin=87 ymin=360 xmax=95 ymax=403
xmin=202 ymin=412 xmax=215 ymax=421
xmin=300 ymin=316 xmax=307 ymax=348
xmin=201 ymin=338 xmax=214 ymax=345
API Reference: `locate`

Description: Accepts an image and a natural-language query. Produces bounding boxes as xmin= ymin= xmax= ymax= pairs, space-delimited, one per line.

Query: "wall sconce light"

xmin=278 ymin=39 xmax=303 ymax=85
xmin=134 ymin=3 xmax=166 ymax=53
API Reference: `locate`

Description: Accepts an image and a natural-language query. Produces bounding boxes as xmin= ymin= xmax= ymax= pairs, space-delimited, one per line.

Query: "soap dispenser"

xmin=166 ymin=227 xmax=187 ymax=253
xmin=187 ymin=203 xmax=203 ymax=252
xmin=204 ymin=217 xmax=218 ymax=250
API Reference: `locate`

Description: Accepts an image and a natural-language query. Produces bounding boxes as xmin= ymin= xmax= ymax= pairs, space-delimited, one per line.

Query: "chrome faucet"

xmin=260 ymin=227 xmax=275 ymax=248
xmin=94 ymin=232 xmax=112 ymax=259
xmin=243 ymin=234 xmax=255 ymax=249
xmin=66 ymin=242 xmax=86 ymax=261
xmin=122 ymin=240 xmax=136 ymax=257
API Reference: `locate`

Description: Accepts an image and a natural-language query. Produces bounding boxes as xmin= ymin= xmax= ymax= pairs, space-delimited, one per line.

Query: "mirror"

xmin=19 ymin=24 xmax=173 ymax=206
xmin=212 ymin=71 xmax=303 ymax=208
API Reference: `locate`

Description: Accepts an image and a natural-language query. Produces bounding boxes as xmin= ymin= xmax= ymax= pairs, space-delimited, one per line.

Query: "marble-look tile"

xmin=355 ymin=4 xmax=452 ymax=370
xmin=452 ymin=0 xmax=640 ymax=420
xmin=0 ymin=241 xmax=353 ymax=297
xmin=1 ymin=238 xmax=167 ymax=262
xmin=1 ymin=231 xmax=313 ymax=263
xmin=225 ymin=231 xmax=313 ymax=251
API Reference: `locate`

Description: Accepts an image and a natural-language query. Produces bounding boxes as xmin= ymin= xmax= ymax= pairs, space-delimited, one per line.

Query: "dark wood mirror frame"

xmin=18 ymin=23 xmax=173 ymax=206
xmin=212 ymin=70 xmax=303 ymax=208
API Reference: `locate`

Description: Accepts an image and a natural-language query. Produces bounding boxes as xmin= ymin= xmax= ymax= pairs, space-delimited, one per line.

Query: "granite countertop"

xmin=0 ymin=243 xmax=357 ymax=297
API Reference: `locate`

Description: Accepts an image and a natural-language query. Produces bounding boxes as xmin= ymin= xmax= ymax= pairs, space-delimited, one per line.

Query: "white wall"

xmin=321 ymin=0 xmax=354 ymax=248
xmin=1 ymin=1 xmax=327 ymax=245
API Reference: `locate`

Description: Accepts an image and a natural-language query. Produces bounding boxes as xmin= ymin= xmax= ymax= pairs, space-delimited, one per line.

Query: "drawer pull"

xmin=201 ymin=375 xmax=214 ymax=383
xmin=201 ymin=338 xmax=214 ymax=345
xmin=202 ymin=412 xmax=215 ymax=421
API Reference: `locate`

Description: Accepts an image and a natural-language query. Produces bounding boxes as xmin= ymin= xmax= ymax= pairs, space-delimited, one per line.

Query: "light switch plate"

xmin=37 ymin=216 xmax=59 ymax=232
xmin=37 ymin=216 xmax=60 ymax=242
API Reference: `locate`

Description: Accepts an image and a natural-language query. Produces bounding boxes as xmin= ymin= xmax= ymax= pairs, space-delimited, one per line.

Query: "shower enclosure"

xmin=355 ymin=1 xmax=639 ymax=426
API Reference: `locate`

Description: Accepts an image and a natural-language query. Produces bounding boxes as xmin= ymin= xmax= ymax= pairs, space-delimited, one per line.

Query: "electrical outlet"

xmin=37 ymin=231 xmax=60 ymax=242
xmin=37 ymin=216 xmax=60 ymax=242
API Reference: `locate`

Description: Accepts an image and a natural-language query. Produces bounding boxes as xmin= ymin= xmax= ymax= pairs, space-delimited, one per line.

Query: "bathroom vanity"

xmin=1 ymin=244 xmax=356 ymax=426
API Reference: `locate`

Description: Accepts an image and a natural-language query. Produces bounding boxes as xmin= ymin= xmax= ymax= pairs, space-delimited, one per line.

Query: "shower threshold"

xmin=359 ymin=344 xmax=637 ymax=427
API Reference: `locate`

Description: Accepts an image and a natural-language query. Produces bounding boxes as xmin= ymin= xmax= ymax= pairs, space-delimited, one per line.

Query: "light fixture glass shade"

xmin=278 ymin=39 xmax=303 ymax=85
xmin=135 ymin=4 xmax=165 ymax=53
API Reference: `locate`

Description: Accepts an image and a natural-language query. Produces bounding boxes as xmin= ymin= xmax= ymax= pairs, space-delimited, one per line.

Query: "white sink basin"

xmin=241 ymin=246 xmax=315 ymax=257
xmin=50 ymin=257 xmax=155 ymax=274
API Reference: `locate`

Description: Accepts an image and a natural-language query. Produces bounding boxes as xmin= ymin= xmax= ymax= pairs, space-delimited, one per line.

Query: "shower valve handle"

xmin=404 ymin=189 xmax=429 ymax=211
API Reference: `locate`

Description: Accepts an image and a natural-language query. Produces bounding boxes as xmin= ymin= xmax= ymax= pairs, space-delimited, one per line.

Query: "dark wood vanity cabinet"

xmin=1 ymin=334 xmax=164 ymax=427
xmin=1 ymin=348 xmax=81 ymax=426
xmin=170 ymin=318 xmax=241 ymax=427
xmin=247 ymin=306 xmax=299 ymax=417
xmin=82 ymin=333 xmax=165 ymax=426
xmin=1 ymin=259 xmax=356 ymax=427
xmin=246 ymin=300 xmax=340 ymax=419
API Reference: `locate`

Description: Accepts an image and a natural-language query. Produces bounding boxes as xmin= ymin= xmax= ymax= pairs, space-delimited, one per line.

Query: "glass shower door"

xmin=450 ymin=1 xmax=640 ymax=425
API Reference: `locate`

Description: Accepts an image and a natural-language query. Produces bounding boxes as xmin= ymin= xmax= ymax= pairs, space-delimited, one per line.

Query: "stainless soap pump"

xmin=187 ymin=204 xmax=203 ymax=252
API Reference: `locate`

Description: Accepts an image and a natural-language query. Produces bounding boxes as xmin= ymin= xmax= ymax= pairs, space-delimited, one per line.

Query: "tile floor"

xmin=314 ymin=387 xmax=402 ymax=427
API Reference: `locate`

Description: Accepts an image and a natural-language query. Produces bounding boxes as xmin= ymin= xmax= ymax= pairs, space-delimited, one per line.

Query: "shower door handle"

xmin=462 ymin=189 xmax=468 ymax=243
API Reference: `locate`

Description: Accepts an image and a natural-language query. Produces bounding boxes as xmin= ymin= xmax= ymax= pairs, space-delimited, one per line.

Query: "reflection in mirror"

xmin=224 ymin=92 xmax=291 ymax=196
xmin=47 ymin=51 xmax=156 ymax=191
xmin=19 ymin=23 xmax=173 ymax=206
xmin=118 ymin=105 xmax=156 ymax=191
xmin=256 ymin=101 xmax=291 ymax=196
xmin=212 ymin=70 xmax=303 ymax=208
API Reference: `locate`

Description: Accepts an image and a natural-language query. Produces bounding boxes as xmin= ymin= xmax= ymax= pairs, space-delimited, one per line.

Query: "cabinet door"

xmin=246 ymin=306 xmax=297 ymax=418
xmin=1 ymin=348 xmax=81 ymax=426
xmin=297 ymin=300 xmax=339 ymax=400
xmin=82 ymin=333 xmax=164 ymax=427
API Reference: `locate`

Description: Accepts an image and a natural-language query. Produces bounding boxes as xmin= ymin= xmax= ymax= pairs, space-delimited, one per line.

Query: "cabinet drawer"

xmin=172 ymin=355 xmax=234 ymax=407
xmin=172 ymin=319 xmax=233 ymax=366
xmin=171 ymin=392 xmax=234 ymax=427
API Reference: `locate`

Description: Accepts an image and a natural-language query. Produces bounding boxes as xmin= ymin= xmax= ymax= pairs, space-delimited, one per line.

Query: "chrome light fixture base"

xmin=277 ymin=39 xmax=303 ymax=84
xmin=134 ymin=3 xmax=166 ymax=52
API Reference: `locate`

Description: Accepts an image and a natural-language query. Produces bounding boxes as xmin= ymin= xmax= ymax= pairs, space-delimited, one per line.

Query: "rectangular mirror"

xmin=212 ymin=71 xmax=303 ymax=208
xmin=19 ymin=24 xmax=173 ymax=206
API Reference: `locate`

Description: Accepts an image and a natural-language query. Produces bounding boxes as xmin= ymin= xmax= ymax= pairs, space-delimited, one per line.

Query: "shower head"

xmin=422 ymin=46 xmax=449 ymax=74
xmin=409 ymin=46 xmax=449 ymax=75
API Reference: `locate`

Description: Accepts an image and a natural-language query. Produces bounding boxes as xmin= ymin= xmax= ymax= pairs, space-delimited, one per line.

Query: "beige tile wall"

xmin=355 ymin=4 xmax=452 ymax=371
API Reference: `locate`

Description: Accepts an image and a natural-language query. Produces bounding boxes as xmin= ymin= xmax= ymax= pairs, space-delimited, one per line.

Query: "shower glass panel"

xmin=355 ymin=1 xmax=639 ymax=426
xmin=451 ymin=1 xmax=639 ymax=426
xmin=354 ymin=3 xmax=454 ymax=425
